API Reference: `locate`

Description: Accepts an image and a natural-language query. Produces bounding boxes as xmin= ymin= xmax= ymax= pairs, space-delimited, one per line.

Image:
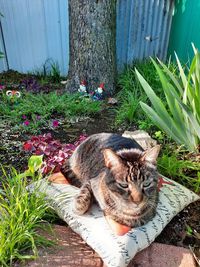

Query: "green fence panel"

xmin=168 ymin=0 xmax=200 ymax=63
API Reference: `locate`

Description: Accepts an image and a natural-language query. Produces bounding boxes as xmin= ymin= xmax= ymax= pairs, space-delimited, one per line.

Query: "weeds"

xmin=50 ymin=61 xmax=61 ymax=83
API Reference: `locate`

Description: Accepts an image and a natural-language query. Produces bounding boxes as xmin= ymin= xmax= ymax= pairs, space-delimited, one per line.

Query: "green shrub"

xmin=136 ymin=45 xmax=200 ymax=152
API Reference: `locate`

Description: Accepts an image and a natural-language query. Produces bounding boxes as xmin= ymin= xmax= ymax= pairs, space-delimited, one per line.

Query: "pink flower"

xmin=36 ymin=115 xmax=41 ymax=120
xmin=52 ymin=120 xmax=59 ymax=128
xmin=22 ymin=115 xmax=27 ymax=119
xmin=24 ymin=120 xmax=30 ymax=126
xmin=0 ymin=85 xmax=5 ymax=90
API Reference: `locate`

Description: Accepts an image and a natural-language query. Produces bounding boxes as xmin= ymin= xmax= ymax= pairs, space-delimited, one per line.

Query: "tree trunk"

xmin=66 ymin=0 xmax=116 ymax=95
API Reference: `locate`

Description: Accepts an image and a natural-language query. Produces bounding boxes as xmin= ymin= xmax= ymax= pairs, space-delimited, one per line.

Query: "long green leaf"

xmin=135 ymin=69 xmax=172 ymax=124
xmin=157 ymin=58 xmax=183 ymax=94
xmin=175 ymin=52 xmax=188 ymax=89
xmin=171 ymin=91 xmax=200 ymax=143
xmin=167 ymin=83 xmax=187 ymax=128
xmin=136 ymin=68 xmax=188 ymax=141
xmin=140 ymin=102 xmax=188 ymax=146
xmin=151 ymin=59 xmax=185 ymax=131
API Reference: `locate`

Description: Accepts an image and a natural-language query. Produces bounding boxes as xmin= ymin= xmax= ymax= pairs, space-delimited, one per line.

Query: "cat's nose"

xmin=130 ymin=186 xmax=143 ymax=204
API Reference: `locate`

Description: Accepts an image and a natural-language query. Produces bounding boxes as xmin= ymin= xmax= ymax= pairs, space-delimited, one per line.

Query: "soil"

xmin=0 ymin=70 xmax=200 ymax=263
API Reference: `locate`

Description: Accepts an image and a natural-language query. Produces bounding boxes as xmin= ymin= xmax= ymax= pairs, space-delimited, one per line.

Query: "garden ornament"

xmin=78 ymin=80 xmax=88 ymax=95
xmin=97 ymin=83 xmax=104 ymax=94
xmin=6 ymin=90 xmax=21 ymax=104
xmin=92 ymin=83 xmax=105 ymax=100
xmin=6 ymin=90 xmax=21 ymax=98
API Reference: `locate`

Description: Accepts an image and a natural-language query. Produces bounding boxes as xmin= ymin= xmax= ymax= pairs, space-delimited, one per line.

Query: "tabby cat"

xmin=61 ymin=133 xmax=160 ymax=227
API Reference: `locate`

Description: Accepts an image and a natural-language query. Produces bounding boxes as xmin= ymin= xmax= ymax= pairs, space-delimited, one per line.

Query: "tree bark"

xmin=66 ymin=0 xmax=116 ymax=95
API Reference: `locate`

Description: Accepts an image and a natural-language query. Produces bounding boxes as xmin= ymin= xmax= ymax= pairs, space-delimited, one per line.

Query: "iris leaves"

xmin=136 ymin=46 xmax=200 ymax=152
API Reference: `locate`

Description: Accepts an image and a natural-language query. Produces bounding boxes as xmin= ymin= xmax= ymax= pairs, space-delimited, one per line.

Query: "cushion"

xmin=29 ymin=174 xmax=199 ymax=267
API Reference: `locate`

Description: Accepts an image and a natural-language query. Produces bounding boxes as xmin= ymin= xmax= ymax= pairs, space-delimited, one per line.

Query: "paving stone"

xmin=22 ymin=225 xmax=196 ymax=267
xmin=132 ymin=243 xmax=196 ymax=267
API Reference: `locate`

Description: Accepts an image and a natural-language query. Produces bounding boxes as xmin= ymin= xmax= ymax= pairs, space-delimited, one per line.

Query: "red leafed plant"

xmin=23 ymin=133 xmax=87 ymax=174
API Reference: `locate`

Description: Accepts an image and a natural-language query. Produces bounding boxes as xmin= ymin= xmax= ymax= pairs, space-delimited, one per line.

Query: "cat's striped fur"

xmin=61 ymin=133 xmax=160 ymax=227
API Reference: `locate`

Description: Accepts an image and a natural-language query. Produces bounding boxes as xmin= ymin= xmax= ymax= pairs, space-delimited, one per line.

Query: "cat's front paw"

xmin=73 ymin=194 xmax=91 ymax=215
xmin=73 ymin=183 xmax=93 ymax=215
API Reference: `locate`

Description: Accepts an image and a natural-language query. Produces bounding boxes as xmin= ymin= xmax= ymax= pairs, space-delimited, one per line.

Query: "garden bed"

xmin=0 ymin=69 xmax=199 ymax=265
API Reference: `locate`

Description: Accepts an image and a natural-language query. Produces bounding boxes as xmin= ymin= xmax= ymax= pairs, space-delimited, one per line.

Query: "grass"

xmin=0 ymin=91 xmax=102 ymax=134
xmin=115 ymin=60 xmax=162 ymax=129
xmin=115 ymin=59 xmax=179 ymax=130
xmin=158 ymin=147 xmax=200 ymax=193
xmin=33 ymin=59 xmax=63 ymax=84
xmin=0 ymin=156 xmax=55 ymax=266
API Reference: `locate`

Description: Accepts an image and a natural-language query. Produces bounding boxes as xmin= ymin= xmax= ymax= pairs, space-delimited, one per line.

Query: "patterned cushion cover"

xmin=29 ymin=176 xmax=199 ymax=267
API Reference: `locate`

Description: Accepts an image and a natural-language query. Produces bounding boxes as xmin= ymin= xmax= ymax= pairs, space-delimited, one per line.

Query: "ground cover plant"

xmin=23 ymin=133 xmax=87 ymax=174
xmin=0 ymin=91 xmax=101 ymax=134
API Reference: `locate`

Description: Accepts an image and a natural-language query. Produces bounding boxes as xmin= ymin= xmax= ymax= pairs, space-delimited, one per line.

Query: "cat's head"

xmin=102 ymin=145 xmax=160 ymax=226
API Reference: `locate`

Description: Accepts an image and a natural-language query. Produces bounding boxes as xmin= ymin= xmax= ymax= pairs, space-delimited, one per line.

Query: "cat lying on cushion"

xmin=61 ymin=133 xmax=160 ymax=227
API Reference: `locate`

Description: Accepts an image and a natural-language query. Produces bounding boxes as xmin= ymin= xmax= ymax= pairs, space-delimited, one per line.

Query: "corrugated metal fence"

xmin=168 ymin=0 xmax=200 ymax=63
xmin=0 ymin=0 xmax=174 ymax=75
xmin=0 ymin=0 xmax=69 ymax=75
xmin=117 ymin=0 xmax=174 ymax=70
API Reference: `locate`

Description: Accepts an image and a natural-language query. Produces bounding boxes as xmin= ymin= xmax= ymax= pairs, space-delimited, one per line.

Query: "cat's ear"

xmin=141 ymin=145 xmax=161 ymax=164
xmin=103 ymin=149 xmax=123 ymax=169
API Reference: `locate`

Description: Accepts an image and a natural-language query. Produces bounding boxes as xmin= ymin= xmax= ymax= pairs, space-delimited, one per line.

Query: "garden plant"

xmin=136 ymin=45 xmax=200 ymax=152
xmin=0 ymin=53 xmax=200 ymax=265
xmin=0 ymin=156 xmax=55 ymax=266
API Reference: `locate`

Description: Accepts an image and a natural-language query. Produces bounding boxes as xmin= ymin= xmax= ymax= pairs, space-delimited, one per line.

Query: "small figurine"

xmin=78 ymin=80 xmax=88 ymax=95
xmin=92 ymin=83 xmax=105 ymax=100
xmin=6 ymin=90 xmax=21 ymax=98
xmin=6 ymin=90 xmax=21 ymax=103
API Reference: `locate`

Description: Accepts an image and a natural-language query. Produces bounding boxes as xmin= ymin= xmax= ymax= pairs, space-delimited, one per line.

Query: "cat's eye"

xmin=143 ymin=180 xmax=151 ymax=188
xmin=118 ymin=182 xmax=128 ymax=189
